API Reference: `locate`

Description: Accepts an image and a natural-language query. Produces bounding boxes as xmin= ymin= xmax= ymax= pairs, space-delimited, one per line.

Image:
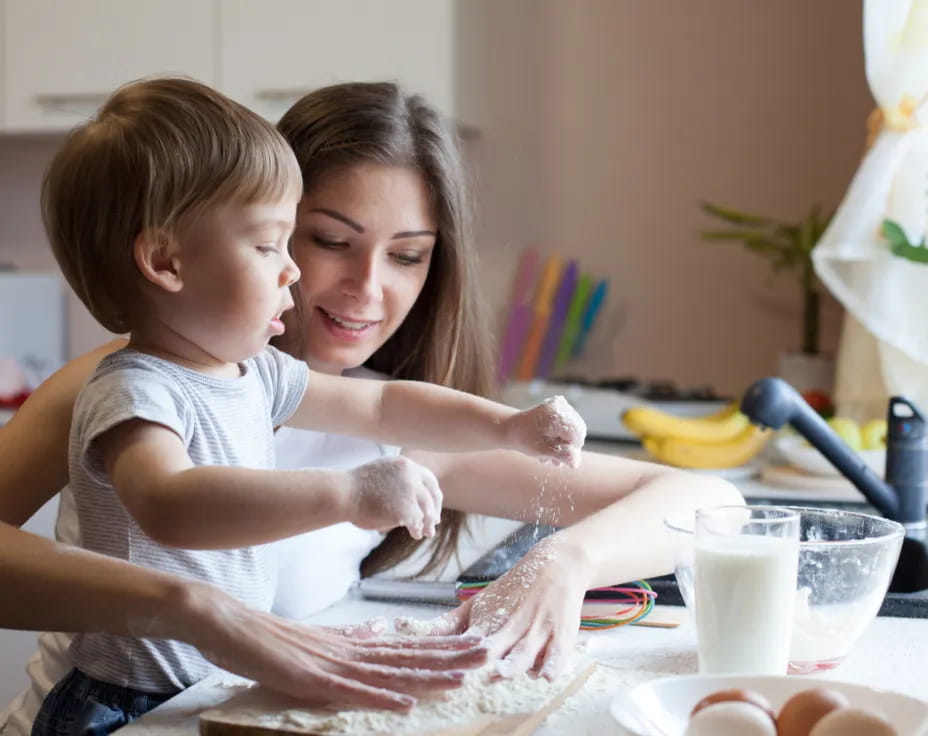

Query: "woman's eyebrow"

xmin=310 ymin=208 xmax=436 ymax=239
xmin=392 ymin=229 xmax=436 ymax=240
xmin=311 ymin=208 xmax=364 ymax=233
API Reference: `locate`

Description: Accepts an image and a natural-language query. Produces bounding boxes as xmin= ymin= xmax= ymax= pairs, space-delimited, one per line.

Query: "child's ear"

xmin=134 ymin=229 xmax=183 ymax=293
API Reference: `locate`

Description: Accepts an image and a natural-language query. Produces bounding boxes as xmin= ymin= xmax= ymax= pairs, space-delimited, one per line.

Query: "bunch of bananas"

xmin=623 ymin=402 xmax=771 ymax=469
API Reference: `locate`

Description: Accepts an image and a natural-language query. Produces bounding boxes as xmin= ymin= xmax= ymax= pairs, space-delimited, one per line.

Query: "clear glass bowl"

xmin=664 ymin=506 xmax=904 ymax=674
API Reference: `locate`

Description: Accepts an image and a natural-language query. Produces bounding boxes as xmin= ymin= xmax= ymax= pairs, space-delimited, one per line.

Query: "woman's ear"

xmin=134 ymin=229 xmax=183 ymax=293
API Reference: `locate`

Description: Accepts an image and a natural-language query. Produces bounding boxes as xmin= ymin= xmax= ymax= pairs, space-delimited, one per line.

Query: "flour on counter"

xmin=210 ymin=662 xmax=588 ymax=735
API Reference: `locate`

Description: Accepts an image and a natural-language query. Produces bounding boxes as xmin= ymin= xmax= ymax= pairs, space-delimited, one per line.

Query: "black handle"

xmin=741 ymin=377 xmax=901 ymax=521
xmin=886 ymin=397 xmax=928 ymax=527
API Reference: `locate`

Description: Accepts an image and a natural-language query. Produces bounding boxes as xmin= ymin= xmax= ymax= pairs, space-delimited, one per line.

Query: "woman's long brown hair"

xmin=276 ymin=82 xmax=496 ymax=577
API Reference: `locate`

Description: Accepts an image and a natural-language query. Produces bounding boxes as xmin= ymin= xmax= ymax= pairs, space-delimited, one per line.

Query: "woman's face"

xmin=290 ymin=163 xmax=437 ymax=374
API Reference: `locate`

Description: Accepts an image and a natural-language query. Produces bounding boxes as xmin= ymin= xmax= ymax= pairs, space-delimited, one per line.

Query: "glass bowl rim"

xmin=664 ymin=505 xmax=905 ymax=547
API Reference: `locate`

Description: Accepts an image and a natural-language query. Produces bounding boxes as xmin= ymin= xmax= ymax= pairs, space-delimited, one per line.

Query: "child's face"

xmin=167 ymin=197 xmax=301 ymax=365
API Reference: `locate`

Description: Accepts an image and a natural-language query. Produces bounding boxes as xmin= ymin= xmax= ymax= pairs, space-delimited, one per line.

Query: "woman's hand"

xmin=347 ymin=456 xmax=443 ymax=539
xmin=503 ymin=396 xmax=586 ymax=468
xmin=187 ymin=584 xmax=487 ymax=711
xmin=395 ymin=534 xmax=590 ymax=680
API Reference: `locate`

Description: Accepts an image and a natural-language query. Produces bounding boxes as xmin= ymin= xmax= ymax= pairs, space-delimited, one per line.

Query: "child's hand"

xmin=347 ymin=457 xmax=443 ymax=540
xmin=505 ymin=395 xmax=586 ymax=468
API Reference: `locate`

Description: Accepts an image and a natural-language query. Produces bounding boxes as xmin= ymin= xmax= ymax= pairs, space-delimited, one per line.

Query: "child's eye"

xmin=256 ymin=244 xmax=278 ymax=255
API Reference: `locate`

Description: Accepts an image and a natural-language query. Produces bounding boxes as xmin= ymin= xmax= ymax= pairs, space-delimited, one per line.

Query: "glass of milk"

xmin=694 ymin=505 xmax=800 ymax=675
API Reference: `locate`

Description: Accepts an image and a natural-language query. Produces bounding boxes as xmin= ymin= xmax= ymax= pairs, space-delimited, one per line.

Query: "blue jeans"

xmin=32 ymin=669 xmax=175 ymax=736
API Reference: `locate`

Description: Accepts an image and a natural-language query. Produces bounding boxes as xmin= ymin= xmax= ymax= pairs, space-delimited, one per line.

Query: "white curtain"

xmin=813 ymin=0 xmax=928 ymax=420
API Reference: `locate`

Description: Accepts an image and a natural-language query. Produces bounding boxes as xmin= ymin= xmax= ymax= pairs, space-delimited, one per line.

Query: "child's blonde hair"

xmin=42 ymin=77 xmax=303 ymax=333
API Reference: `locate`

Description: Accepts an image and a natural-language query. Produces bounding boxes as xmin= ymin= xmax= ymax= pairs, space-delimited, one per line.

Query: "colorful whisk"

xmin=455 ymin=579 xmax=656 ymax=630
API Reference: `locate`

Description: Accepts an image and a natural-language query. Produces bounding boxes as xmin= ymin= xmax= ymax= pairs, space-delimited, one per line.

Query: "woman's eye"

xmin=394 ymin=252 xmax=425 ymax=266
xmin=312 ymin=235 xmax=348 ymax=249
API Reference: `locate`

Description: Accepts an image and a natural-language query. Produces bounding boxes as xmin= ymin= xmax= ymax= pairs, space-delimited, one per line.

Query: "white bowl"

xmin=610 ymin=674 xmax=928 ymax=736
xmin=775 ymin=434 xmax=885 ymax=477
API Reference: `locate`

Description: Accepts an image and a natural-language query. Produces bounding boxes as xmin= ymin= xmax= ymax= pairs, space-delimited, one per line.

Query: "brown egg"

xmin=690 ymin=688 xmax=776 ymax=723
xmin=776 ymin=688 xmax=850 ymax=736
xmin=685 ymin=701 xmax=778 ymax=736
xmin=808 ymin=707 xmax=897 ymax=736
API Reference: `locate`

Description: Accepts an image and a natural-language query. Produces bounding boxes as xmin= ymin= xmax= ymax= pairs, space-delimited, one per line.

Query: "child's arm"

xmin=99 ymin=420 xmax=444 ymax=548
xmin=287 ymin=372 xmax=587 ymax=467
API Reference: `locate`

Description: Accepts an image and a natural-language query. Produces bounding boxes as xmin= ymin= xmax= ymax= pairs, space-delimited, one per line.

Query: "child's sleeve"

xmin=74 ymin=367 xmax=192 ymax=484
xmin=251 ymin=346 xmax=310 ymax=427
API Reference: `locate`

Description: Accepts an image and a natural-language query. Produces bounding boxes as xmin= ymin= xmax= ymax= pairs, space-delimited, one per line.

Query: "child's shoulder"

xmin=91 ymin=348 xmax=176 ymax=382
xmin=246 ymin=345 xmax=308 ymax=381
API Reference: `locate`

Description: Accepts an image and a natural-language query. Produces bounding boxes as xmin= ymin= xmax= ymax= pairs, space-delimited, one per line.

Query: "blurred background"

xmin=0 ymin=0 xmax=870 ymax=399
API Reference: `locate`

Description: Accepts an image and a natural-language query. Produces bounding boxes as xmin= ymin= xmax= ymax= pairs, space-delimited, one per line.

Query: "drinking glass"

xmin=694 ymin=505 xmax=800 ymax=675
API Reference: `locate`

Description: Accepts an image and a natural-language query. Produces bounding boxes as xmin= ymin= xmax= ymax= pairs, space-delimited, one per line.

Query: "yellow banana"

xmin=622 ymin=401 xmax=749 ymax=443
xmin=643 ymin=424 xmax=771 ymax=469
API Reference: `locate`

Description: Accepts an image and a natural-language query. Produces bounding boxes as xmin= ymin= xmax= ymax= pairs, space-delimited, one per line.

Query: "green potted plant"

xmin=699 ymin=202 xmax=835 ymax=409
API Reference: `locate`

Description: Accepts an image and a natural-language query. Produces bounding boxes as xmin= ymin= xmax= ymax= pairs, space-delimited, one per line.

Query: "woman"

xmin=0 ymin=82 xmax=741 ymax=732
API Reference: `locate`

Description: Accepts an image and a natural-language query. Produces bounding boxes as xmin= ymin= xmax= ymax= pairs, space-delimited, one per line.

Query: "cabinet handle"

xmin=35 ymin=93 xmax=109 ymax=113
xmin=254 ymin=88 xmax=310 ymax=103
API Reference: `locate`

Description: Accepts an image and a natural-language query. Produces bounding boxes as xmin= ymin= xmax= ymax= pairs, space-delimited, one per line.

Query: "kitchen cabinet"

xmin=0 ymin=1 xmax=457 ymax=133
xmin=2 ymin=0 xmax=214 ymax=132
xmin=217 ymin=0 xmax=456 ymax=123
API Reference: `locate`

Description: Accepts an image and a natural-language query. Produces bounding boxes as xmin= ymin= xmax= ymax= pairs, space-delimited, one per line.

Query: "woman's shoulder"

xmin=344 ymin=366 xmax=390 ymax=381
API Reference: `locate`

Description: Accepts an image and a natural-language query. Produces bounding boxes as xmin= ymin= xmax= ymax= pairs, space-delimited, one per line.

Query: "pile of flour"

xmin=224 ymin=665 xmax=580 ymax=735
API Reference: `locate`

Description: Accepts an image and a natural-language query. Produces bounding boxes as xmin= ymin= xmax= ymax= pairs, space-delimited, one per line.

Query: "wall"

xmin=458 ymin=0 xmax=872 ymax=395
xmin=2 ymin=3 xmax=873 ymax=397
xmin=0 ymin=136 xmax=111 ymax=356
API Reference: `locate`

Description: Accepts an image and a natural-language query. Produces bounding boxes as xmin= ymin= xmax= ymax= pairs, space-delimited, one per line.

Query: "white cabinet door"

xmin=218 ymin=0 xmax=455 ymax=124
xmin=3 ymin=0 xmax=215 ymax=132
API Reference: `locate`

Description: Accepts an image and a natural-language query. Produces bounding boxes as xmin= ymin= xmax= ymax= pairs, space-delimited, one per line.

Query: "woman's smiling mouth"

xmin=317 ymin=307 xmax=380 ymax=333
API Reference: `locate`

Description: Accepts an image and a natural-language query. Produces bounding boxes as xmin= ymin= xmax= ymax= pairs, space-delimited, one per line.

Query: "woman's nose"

xmin=280 ymin=252 xmax=301 ymax=287
xmin=343 ymin=255 xmax=382 ymax=302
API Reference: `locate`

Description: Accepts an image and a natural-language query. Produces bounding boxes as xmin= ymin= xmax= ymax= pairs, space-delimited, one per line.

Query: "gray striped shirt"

xmin=67 ymin=346 xmax=308 ymax=693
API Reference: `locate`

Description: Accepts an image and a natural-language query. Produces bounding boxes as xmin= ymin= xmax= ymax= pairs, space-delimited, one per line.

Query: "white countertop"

xmin=120 ymin=449 xmax=909 ymax=735
xmin=121 ymin=597 xmax=928 ymax=736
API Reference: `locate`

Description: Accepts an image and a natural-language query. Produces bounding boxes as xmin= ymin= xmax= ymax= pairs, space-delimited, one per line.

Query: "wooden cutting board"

xmin=199 ymin=662 xmax=596 ymax=736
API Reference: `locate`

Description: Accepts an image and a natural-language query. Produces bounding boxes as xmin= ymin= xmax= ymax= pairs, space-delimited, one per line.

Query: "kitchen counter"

xmin=120 ymin=598 xmax=928 ymax=736
xmin=118 ymin=450 xmax=928 ymax=734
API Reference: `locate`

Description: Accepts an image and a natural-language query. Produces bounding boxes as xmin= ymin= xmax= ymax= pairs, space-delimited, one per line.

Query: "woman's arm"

xmin=0 ymin=521 xmax=487 ymax=710
xmin=0 ymin=339 xmax=124 ymax=526
xmin=411 ymin=448 xmax=740 ymax=583
xmin=402 ymin=448 xmax=742 ymax=676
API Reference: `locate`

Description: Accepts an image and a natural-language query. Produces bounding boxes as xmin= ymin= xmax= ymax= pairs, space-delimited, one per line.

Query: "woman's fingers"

xmin=335 ymin=661 xmax=468 ymax=696
xmin=295 ymin=672 xmax=417 ymax=712
xmin=538 ymin=636 xmax=569 ymax=681
xmin=354 ymin=643 xmax=488 ymax=670
xmin=323 ymin=617 xmax=388 ymax=639
xmin=395 ymin=600 xmax=471 ymax=637
xmin=353 ymin=633 xmax=483 ymax=650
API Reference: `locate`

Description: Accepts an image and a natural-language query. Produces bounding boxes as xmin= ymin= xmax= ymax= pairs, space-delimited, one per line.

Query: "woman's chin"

xmin=305 ymin=343 xmax=376 ymax=374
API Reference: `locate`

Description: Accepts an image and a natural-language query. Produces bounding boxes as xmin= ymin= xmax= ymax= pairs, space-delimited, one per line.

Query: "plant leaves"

xmin=700 ymin=229 xmax=768 ymax=241
xmin=700 ymin=202 xmax=775 ymax=227
xmin=883 ymin=218 xmax=928 ymax=264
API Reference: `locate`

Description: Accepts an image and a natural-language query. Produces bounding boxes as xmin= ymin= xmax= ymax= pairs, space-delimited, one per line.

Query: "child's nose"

xmin=281 ymin=254 xmax=301 ymax=287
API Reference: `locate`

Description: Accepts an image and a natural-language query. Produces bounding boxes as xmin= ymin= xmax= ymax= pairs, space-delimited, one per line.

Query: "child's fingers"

xmin=421 ymin=473 xmax=442 ymax=538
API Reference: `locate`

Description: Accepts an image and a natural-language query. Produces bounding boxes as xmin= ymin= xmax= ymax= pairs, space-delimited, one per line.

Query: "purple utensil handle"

xmin=498 ymin=304 xmax=533 ymax=382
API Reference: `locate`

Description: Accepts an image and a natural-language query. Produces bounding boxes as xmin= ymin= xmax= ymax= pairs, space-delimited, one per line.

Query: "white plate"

xmin=609 ymin=674 xmax=928 ymax=735
xmin=775 ymin=435 xmax=885 ymax=477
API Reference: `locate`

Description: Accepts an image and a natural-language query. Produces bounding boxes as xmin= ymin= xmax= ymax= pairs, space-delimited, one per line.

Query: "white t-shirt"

xmin=0 ymin=368 xmax=392 ymax=736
